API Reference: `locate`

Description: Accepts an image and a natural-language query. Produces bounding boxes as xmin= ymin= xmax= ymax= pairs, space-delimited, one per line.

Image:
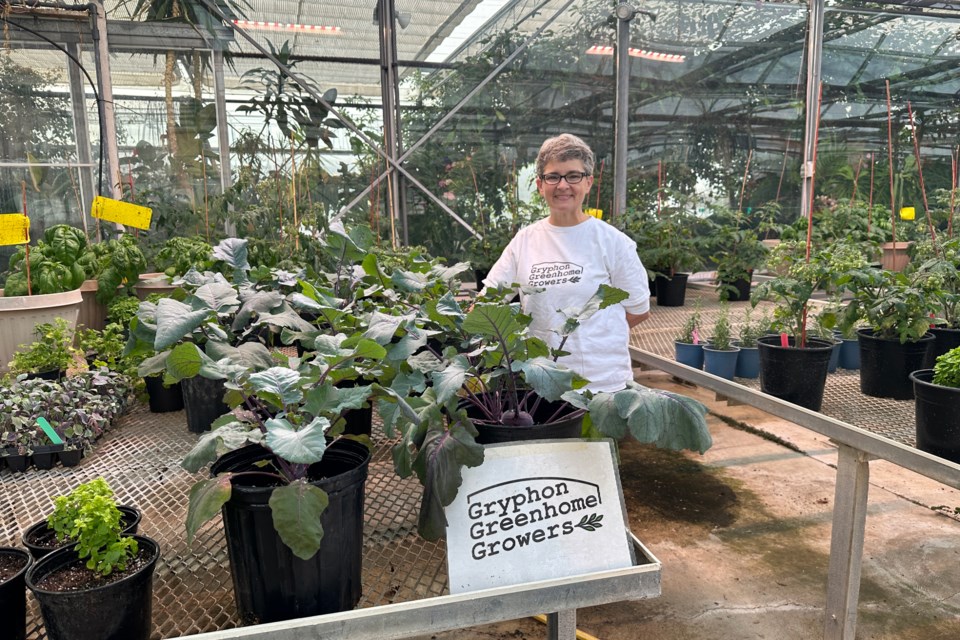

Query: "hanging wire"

xmin=0 ymin=13 xmax=104 ymax=196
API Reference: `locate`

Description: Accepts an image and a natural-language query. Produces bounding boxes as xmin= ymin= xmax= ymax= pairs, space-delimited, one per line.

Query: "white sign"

xmin=445 ymin=439 xmax=635 ymax=594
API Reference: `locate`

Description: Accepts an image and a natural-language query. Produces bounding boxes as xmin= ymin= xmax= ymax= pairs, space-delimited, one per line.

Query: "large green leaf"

xmin=387 ymin=333 xmax=427 ymax=361
xmin=181 ymin=421 xmax=260 ymax=472
xmin=584 ymin=392 xmax=627 ymax=439
xmin=414 ymin=417 xmax=484 ymax=541
xmin=430 ymin=355 xmax=469 ymax=404
xmin=213 ymin=238 xmax=250 ymax=272
xmin=517 ymin=357 xmax=586 ymax=401
xmin=193 ymin=282 xmax=240 ymax=314
xmin=137 ymin=350 xmax=170 ymax=377
xmin=591 ymin=383 xmax=711 ymax=453
xmin=232 ymin=291 xmax=284 ymax=332
xmin=363 ymin=311 xmax=407 ymax=345
xmin=392 ymin=269 xmax=427 ymax=292
xmin=155 ymin=298 xmax=212 ymax=350
xmin=430 ymin=262 xmax=471 ymax=282
xmin=249 ymin=367 xmax=304 ymax=406
xmin=462 ymin=304 xmax=522 ymax=340
xmin=165 ymin=343 xmax=206 ymax=381
xmin=269 ymin=481 xmax=330 ymax=560
xmin=256 ymin=310 xmax=316 ymax=333
xmin=558 ymin=285 xmax=630 ymax=337
xmin=265 ymin=417 xmax=329 ymax=464
xmin=185 ymin=476 xmax=233 ymax=544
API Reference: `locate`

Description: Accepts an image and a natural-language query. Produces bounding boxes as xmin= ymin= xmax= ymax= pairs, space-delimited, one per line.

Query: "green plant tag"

xmin=36 ymin=417 xmax=64 ymax=445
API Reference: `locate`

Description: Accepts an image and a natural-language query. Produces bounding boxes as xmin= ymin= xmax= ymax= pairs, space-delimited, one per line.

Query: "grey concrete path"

xmin=415 ymin=369 xmax=960 ymax=640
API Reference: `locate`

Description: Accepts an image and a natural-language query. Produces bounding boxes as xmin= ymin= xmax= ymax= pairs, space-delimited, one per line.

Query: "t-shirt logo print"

xmin=529 ymin=262 xmax=584 ymax=288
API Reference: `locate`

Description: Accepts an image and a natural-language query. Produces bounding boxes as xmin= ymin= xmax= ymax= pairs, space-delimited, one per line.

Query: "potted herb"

xmin=0 ymin=546 xmax=31 ymax=640
xmin=84 ymin=233 xmax=148 ymax=305
xmin=837 ymin=266 xmax=939 ymax=399
xmin=674 ymin=301 xmax=704 ymax=369
xmin=21 ymin=504 xmax=141 ymax=560
xmin=7 ymin=317 xmax=80 ymax=381
xmin=380 ymin=284 xmax=712 ymax=541
xmin=25 ymin=478 xmax=160 ymax=640
xmin=703 ymin=302 xmax=740 ymax=379
xmin=911 ymin=346 xmax=960 ymax=463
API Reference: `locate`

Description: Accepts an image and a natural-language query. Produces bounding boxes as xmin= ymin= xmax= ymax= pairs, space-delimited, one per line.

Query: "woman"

xmin=483 ymin=133 xmax=651 ymax=392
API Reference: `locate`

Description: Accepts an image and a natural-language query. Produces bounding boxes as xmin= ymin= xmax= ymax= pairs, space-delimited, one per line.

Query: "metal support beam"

xmin=213 ymin=48 xmax=232 ymax=194
xmin=613 ymin=3 xmax=635 ymax=219
xmin=91 ymin=0 xmax=121 ymax=201
xmin=799 ymin=0 xmax=825 ymax=224
xmin=546 ymin=610 xmax=577 ymax=640
xmin=377 ymin=0 xmax=406 ymax=246
xmin=65 ymin=41 xmax=93 ymax=235
xmin=823 ymin=445 xmax=871 ymax=640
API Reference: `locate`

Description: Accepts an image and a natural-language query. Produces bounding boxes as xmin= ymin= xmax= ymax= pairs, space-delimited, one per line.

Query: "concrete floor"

xmin=415 ymin=369 xmax=960 ymax=640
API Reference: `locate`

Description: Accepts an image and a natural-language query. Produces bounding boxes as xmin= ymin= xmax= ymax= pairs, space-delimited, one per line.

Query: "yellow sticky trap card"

xmin=0 ymin=214 xmax=30 ymax=246
xmin=91 ymin=196 xmax=153 ymax=230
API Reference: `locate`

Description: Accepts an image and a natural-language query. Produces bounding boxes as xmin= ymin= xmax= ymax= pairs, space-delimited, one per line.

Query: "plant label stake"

xmin=36 ymin=417 xmax=64 ymax=445
xmin=780 ymin=332 xmax=789 ymax=348
xmin=91 ymin=196 xmax=153 ymax=230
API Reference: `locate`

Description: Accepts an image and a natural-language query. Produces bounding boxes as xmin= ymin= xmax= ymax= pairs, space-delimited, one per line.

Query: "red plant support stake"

xmin=657 ymin=160 xmax=663 ymax=217
xmin=950 ymin=148 xmax=957 ymax=238
xmin=780 ymin=332 xmax=789 ymax=348
xmin=868 ymin=152 xmax=875 ymax=234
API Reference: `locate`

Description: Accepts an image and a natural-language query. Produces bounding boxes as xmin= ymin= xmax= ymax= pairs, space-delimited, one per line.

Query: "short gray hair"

xmin=535 ymin=134 xmax=595 ymax=176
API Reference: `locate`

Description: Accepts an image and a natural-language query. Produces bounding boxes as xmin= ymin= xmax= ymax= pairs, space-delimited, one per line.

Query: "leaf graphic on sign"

xmin=575 ymin=513 xmax=603 ymax=532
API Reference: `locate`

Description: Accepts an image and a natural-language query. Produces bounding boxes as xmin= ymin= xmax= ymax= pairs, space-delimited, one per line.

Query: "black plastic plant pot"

xmin=210 ymin=440 xmax=371 ymax=624
xmin=857 ymin=329 xmax=934 ymax=400
xmin=911 ymin=369 xmax=960 ymax=464
xmin=654 ymin=273 xmax=689 ymax=307
xmin=58 ymin=448 xmax=82 ymax=467
xmin=720 ymin=277 xmax=751 ymax=302
xmin=757 ymin=336 xmax=834 ymax=412
xmin=3 ymin=453 xmax=29 ymax=473
xmin=474 ymin=268 xmax=490 ymax=290
xmin=31 ymin=444 xmax=64 ymax=471
xmin=0 ymin=547 xmax=31 ymax=640
xmin=335 ymin=378 xmax=373 ymax=437
xmin=464 ymin=396 xmax=584 ymax=445
xmin=25 ymin=369 xmax=65 ymax=382
xmin=22 ymin=506 xmax=142 ymax=560
xmin=26 ymin=535 xmax=159 ymax=640
xmin=181 ymin=376 xmax=230 ymax=433
xmin=144 ymin=376 xmax=184 ymax=413
xmin=923 ymin=326 xmax=960 ymax=370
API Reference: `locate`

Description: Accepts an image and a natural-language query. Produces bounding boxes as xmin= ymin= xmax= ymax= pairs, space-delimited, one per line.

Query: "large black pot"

xmin=463 ymin=395 xmax=584 ymax=445
xmin=26 ymin=535 xmax=159 ymax=640
xmin=335 ymin=378 xmax=373 ymax=437
xmin=910 ymin=369 xmax=960 ymax=464
xmin=654 ymin=273 xmax=689 ymax=307
xmin=0 ymin=547 xmax=31 ymax=640
xmin=858 ymin=329 xmax=933 ymax=400
xmin=719 ymin=277 xmax=751 ymax=302
xmin=923 ymin=326 xmax=960 ymax=370
xmin=144 ymin=376 xmax=184 ymax=413
xmin=181 ymin=376 xmax=230 ymax=433
xmin=210 ymin=439 xmax=371 ymax=624
xmin=22 ymin=505 xmax=142 ymax=560
xmin=757 ymin=336 xmax=834 ymax=411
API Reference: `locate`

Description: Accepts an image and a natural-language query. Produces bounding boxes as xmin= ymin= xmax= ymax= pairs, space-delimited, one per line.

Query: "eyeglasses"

xmin=539 ymin=172 xmax=590 ymax=185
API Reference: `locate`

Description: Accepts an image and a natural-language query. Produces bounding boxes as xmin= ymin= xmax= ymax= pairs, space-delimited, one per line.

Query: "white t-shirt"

xmin=483 ymin=216 xmax=650 ymax=392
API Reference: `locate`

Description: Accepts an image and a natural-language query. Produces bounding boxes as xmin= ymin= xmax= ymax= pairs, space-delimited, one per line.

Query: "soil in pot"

xmin=211 ymin=440 xmax=371 ymax=624
xmin=0 ymin=547 xmax=31 ymax=640
xmin=23 ymin=506 xmax=142 ymax=560
xmin=26 ymin=536 xmax=159 ymax=640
